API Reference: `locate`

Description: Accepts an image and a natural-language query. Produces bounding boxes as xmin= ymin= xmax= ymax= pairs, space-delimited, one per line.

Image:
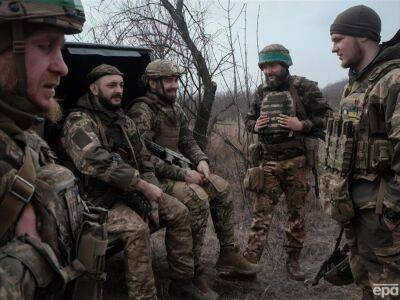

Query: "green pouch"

xmin=320 ymin=172 xmax=355 ymax=223
xmin=243 ymin=165 xmax=264 ymax=193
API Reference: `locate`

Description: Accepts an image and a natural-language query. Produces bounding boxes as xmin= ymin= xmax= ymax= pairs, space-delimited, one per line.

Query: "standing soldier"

xmin=243 ymin=44 xmax=329 ymax=281
xmin=62 ymin=64 xmax=215 ymax=300
xmin=0 ymin=0 xmax=108 ymax=299
xmin=127 ymin=59 xmax=261 ymax=283
xmin=322 ymin=5 xmax=400 ymax=297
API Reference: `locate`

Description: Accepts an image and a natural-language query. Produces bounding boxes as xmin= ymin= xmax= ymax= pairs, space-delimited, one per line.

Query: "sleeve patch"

xmin=72 ymin=128 xmax=93 ymax=149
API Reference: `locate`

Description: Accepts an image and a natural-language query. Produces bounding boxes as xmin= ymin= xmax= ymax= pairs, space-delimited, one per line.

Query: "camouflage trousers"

xmin=346 ymin=209 xmax=400 ymax=299
xmin=244 ymin=155 xmax=310 ymax=263
xmin=107 ymin=195 xmax=193 ymax=299
xmin=161 ymin=173 xmax=234 ymax=270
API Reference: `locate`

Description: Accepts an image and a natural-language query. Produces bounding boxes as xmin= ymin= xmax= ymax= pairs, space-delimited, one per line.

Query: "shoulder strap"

xmin=0 ymin=147 xmax=36 ymax=242
xmin=91 ymin=113 xmax=109 ymax=148
xmin=289 ymin=82 xmax=308 ymax=120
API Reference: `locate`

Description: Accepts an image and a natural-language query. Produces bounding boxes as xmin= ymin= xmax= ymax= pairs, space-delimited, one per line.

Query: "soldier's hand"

xmin=197 ymin=160 xmax=210 ymax=180
xmin=185 ymin=170 xmax=204 ymax=185
xmin=15 ymin=203 xmax=42 ymax=240
xmin=254 ymin=115 xmax=269 ymax=132
xmin=136 ymin=179 xmax=165 ymax=203
xmin=277 ymin=114 xmax=303 ymax=131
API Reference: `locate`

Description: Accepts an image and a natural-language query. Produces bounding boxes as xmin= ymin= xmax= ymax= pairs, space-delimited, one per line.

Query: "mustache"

xmin=111 ymin=93 xmax=122 ymax=99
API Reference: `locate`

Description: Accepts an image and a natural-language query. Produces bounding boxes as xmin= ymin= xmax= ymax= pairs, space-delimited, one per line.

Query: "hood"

xmin=0 ymin=87 xmax=44 ymax=137
xmin=350 ymin=30 xmax=400 ymax=81
xmin=129 ymin=91 xmax=169 ymax=109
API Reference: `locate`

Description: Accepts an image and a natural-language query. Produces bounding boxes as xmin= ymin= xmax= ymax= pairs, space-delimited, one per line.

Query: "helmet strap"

xmin=12 ymin=21 xmax=27 ymax=96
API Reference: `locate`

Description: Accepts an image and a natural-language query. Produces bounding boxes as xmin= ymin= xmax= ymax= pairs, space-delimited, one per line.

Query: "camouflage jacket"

xmin=335 ymin=42 xmax=400 ymax=210
xmin=127 ymin=92 xmax=208 ymax=167
xmin=245 ymin=75 xmax=329 ymax=135
xmin=62 ymin=94 xmax=186 ymax=206
xmin=0 ymin=90 xmax=87 ymax=295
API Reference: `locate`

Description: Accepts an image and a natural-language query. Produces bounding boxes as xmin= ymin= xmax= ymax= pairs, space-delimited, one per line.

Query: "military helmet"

xmin=142 ymin=59 xmax=181 ymax=85
xmin=0 ymin=0 xmax=85 ymax=95
xmin=258 ymin=44 xmax=293 ymax=69
xmin=324 ymin=249 xmax=354 ymax=286
xmin=0 ymin=0 xmax=85 ymax=34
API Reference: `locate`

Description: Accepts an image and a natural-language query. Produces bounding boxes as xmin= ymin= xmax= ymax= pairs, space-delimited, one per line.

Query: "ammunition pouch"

xmin=248 ymin=142 xmax=262 ymax=167
xmin=320 ymin=172 xmax=355 ymax=223
xmin=72 ymin=206 xmax=108 ymax=300
xmin=243 ymin=165 xmax=264 ymax=193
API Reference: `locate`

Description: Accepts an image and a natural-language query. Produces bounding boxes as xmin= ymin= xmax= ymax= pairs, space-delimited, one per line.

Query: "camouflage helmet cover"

xmin=87 ymin=64 xmax=124 ymax=84
xmin=143 ymin=59 xmax=181 ymax=84
xmin=258 ymin=44 xmax=293 ymax=68
xmin=0 ymin=0 xmax=85 ymax=34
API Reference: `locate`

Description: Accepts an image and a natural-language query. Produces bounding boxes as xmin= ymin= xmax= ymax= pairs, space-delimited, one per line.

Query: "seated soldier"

xmin=127 ymin=59 xmax=261 ymax=280
xmin=62 ymin=64 xmax=217 ymax=300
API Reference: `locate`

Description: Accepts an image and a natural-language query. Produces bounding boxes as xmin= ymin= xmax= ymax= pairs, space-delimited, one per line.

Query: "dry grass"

xmin=104 ymin=122 xmax=360 ymax=300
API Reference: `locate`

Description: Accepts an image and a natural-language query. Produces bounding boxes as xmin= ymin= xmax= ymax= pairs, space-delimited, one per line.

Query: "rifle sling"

xmin=289 ymin=83 xmax=308 ymax=121
xmin=0 ymin=147 xmax=36 ymax=241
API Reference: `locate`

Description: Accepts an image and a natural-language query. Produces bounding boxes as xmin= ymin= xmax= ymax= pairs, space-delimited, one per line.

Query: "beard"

xmin=45 ymin=97 xmax=62 ymax=123
xmin=266 ymin=67 xmax=289 ymax=88
xmin=157 ymin=88 xmax=177 ymax=104
xmin=98 ymin=91 xmax=122 ymax=111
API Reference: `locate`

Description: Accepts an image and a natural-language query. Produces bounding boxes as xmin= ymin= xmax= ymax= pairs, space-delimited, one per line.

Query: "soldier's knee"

xmin=165 ymin=194 xmax=191 ymax=222
xmin=187 ymin=183 xmax=210 ymax=212
xmin=207 ymin=174 xmax=230 ymax=197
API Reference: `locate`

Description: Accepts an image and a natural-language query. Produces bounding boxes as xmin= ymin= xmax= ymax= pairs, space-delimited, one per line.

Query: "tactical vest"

xmin=0 ymin=129 xmax=107 ymax=298
xmin=259 ymin=90 xmax=295 ymax=137
xmin=324 ymin=59 xmax=400 ymax=176
xmin=153 ymin=104 xmax=181 ymax=152
xmin=258 ymin=86 xmax=305 ymax=160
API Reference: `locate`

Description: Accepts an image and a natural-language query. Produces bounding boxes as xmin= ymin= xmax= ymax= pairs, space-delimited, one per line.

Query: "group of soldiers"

xmin=0 ymin=0 xmax=399 ymax=299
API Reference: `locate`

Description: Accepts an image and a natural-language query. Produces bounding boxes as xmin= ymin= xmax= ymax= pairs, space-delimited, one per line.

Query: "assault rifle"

xmin=120 ymin=191 xmax=160 ymax=230
xmin=144 ymin=139 xmax=194 ymax=169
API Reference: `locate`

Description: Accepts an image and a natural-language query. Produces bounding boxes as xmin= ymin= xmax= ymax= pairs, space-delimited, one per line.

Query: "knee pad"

xmin=207 ymin=174 xmax=230 ymax=196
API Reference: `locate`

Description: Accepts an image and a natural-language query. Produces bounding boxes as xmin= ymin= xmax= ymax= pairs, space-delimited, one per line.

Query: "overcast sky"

xmin=80 ymin=0 xmax=400 ymax=89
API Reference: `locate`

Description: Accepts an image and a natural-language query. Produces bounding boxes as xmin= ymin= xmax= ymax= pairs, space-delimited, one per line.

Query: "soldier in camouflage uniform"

xmin=0 ymin=1 xmax=108 ymax=299
xmin=243 ymin=44 xmax=329 ymax=281
xmin=127 ymin=59 xmax=261 ymax=288
xmin=322 ymin=5 xmax=400 ymax=298
xmin=62 ymin=64 xmax=215 ymax=300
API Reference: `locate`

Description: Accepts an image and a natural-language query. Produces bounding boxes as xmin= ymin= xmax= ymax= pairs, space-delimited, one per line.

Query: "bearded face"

xmin=149 ymin=76 xmax=179 ymax=103
xmin=261 ymin=62 xmax=289 ymax=88
xmin=90 ymin=74 xmax=124 ymax=111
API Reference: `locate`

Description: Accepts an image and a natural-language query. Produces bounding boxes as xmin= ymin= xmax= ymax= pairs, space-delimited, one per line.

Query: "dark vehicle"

xmin=56 ymin=42 xmax=153 ymax=109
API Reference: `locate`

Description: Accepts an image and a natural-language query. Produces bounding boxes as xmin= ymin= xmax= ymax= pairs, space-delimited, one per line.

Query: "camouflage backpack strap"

xmin=0 ymin=146 xmax=36 ymax=241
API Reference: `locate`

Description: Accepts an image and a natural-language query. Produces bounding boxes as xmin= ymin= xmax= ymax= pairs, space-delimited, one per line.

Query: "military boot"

xmin=215 ymin=245 xmax=261 ymax=276
xmin=169 ymin=279 xmax=217 ymax=300
xmin=286 ymin=251 xmax=305 ymax=281
xmin=193 ymin=271 xmax=218 ymax=300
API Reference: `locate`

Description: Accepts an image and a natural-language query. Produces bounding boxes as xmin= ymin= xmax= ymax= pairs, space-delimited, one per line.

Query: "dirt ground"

xmin=103 ymin=134 xmax=360 ymax=299
xmin=103 ymin=183 xmax=360 ymax=300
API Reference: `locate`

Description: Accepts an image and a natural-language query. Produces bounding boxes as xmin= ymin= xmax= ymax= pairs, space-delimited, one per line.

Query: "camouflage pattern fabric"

xmin=323 ymin=42 xmax=400 ymax=292
xmin=161 ymin=174 xmax=235 ymax=268
xmin=128 ymin=92 xmax=208 ymax=166
xmin=107 ymin=203 xmax=156 ymax=299
xmin=128 ymin=95 xmax=236 ymax=248
xmin=62 ymin=93 xmax=195 ymax=296
xmin=245 ymin=75 xmax=328 ymax=136
xmin=243 ymin=155 xmax=309 ymax=263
